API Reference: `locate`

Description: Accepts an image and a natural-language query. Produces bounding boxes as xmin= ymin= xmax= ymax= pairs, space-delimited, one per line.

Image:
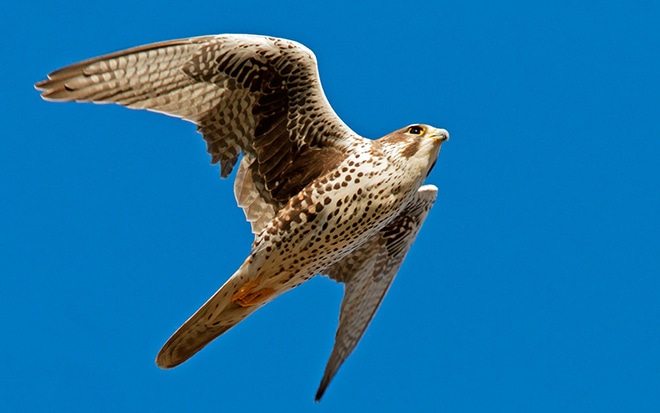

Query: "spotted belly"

xmin=248 ymin=157 xmax=418 ymax=291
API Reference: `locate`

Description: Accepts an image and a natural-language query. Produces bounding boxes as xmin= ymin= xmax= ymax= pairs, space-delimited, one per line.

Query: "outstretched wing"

xmin=35 ymin=34 xmax=359 ymax=233
xmin=317 ymin=185 xmax=438 ymax=401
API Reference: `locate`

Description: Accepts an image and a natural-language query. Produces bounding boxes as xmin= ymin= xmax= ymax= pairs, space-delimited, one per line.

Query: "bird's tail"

xmin=156 ymin=260 xmax=274 ymax=368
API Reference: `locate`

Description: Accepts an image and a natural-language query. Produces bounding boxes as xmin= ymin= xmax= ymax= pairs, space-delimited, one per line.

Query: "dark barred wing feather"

xmin=35 ymin=34 xmax=359 ymax=233
xmin=317 ymin=185 xmax=438 ymax=401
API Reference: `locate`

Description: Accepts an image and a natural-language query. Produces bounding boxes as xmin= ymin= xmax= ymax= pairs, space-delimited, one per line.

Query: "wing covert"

xmin=35 ymin=34 xmax=361 ymax=233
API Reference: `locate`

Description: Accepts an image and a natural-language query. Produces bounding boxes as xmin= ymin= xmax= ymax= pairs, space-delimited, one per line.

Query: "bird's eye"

xmin=407 ymin=125 xmax=425 ymax=135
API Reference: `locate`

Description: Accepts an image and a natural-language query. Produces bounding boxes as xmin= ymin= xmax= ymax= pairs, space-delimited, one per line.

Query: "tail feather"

xmin=156 ymin=264 xmax=263 ymax=368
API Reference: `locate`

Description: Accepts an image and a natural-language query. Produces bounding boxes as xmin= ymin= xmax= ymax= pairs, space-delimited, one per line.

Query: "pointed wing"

xmin=316 ymin=185 xmax=438 ymax=400
xmin=35 ymin=34 xmax=358 ymax=233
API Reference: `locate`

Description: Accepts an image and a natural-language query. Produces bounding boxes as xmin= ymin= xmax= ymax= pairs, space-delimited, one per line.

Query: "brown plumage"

xmin=35 ymin=34 xmax=449 ymax=401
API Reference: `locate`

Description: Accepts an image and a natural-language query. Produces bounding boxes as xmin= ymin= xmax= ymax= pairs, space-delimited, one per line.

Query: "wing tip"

xmin=34 ymin=79 xmax=48 ymax=91
xmin=35 ymin=87 xmax=71 ymax=102
xmin=34 ymin=78 xmax=54 ymax=99
xmin=34 ymin=75 xmax=78 ymax=102
xmin=314 ymin=356 xmax=341 ymax=402
xmin=314 ymin=379 xmax=329 ymax=402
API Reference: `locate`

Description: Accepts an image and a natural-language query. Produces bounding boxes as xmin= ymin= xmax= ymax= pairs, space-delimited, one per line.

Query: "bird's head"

xmin=378 ymin=124 xmax=449 ymax=176
xmin=403 ymin=124 xmax=449 ymax=141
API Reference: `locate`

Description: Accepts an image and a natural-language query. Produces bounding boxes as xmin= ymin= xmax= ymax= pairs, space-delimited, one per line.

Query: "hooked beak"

xmin=430 ymin=128 xmax=450 ymax=143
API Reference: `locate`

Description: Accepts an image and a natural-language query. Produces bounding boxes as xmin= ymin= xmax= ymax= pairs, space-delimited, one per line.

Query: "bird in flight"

xmin=35 ymin=34 xmax=449 ymax=400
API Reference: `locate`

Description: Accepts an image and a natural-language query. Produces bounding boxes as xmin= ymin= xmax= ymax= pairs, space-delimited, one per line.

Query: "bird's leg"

xmin=231 ymin=274 xmax=276 ymax=307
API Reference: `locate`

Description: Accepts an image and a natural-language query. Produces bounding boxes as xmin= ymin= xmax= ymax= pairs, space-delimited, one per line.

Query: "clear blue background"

xmin=2 ymin=1 xmax=658 ymax=411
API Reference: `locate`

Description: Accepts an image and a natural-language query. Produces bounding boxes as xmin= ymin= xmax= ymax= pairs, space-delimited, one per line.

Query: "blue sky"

xmin=2 ymin=0 xmax=658 ymax=411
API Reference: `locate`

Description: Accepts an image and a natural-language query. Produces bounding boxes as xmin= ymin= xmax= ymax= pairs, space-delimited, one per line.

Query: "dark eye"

xmin=407 ymin=125 xmax=425 ymax=135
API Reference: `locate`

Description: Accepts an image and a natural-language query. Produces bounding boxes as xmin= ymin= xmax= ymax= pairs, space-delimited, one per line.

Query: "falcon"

xmin=35 ymin=34 xmax=449 ymax=400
